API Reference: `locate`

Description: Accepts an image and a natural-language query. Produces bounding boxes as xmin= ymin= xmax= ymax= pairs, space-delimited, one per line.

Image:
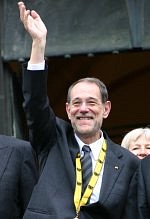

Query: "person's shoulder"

xmin=112 ymin=140 xmax=138 ymax=158
xmin=0 ymin=134 xmax=31 ymax=150
xmin=111 ymin=142 xmax=140 ymax=172
xmin=119 ymin=143 xmax=140 ymax=160
xmin=141 ymin=154 xmax=150 ymax=166
xmin=56 ymin=116 xmax=72 ymax=131
xmin=140 ymin=156 xmax=150 ymax=178
xmin=104 ymin=131 xmax=140 ymax=163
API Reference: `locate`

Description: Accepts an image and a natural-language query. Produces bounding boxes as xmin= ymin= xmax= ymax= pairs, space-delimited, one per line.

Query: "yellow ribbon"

xmin=74 ymin=140 xmax=107 ymax=218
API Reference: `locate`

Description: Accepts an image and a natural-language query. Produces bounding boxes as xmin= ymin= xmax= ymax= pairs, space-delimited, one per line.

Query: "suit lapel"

xmin=0 ymin=146 xmax=12 ymax=180
xmin=58 ymin=128 xmax=80 ymax=188
xmin=99 ymin=140 xmax=124 ymax=203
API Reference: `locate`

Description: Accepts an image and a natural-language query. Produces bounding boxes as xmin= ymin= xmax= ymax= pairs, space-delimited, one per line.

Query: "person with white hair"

xmin=121 ymin=127 xmax=150 ymax=159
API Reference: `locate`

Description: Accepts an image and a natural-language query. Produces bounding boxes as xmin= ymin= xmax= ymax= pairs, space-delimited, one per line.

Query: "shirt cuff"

xmin=27 ymin=61 xmax=45 ymax=70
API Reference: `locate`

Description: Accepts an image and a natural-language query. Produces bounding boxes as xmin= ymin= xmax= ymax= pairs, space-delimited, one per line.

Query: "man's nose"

xmin=79 ymin=102 xmax=89 ymax=111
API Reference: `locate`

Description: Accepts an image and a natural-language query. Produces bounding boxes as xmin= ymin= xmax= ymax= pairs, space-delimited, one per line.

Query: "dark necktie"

xmin=81 ymin=145 xmax=92 ymax=193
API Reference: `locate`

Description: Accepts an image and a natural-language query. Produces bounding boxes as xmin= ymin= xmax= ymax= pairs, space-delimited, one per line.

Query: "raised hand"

xmin=18 ymin=1 xmax=47 ymax=63
xmin=18 ymin=1 xmax=47 ymax=41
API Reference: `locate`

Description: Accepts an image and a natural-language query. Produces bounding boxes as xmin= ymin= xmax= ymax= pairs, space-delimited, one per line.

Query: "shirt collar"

xmin=75 ymin=131 xmax=104 ymax=160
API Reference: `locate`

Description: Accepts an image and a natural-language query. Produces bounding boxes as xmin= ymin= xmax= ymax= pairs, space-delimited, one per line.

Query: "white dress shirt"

xmin=27 ymin=61 xmax=45 ymax=70
xmin=75 ymin=131 xmax=105 ymax=204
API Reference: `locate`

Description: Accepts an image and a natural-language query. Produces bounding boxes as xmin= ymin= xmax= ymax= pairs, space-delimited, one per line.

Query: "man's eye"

xmin=73 ymin=102 xmax=80 ymax=106
xmin=88 ymin=101 xmax=96 ymax=105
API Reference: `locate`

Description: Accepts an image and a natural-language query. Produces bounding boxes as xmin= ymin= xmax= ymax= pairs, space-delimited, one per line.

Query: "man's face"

xmin=66 ymin=81 xmax=111 ymax=141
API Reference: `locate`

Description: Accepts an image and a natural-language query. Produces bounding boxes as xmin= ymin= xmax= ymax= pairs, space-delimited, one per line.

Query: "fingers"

xmin=30 ymin=10 xmax=40 ymax=19
xmin=18 ymin=2 xmax=40 ymax=22
xmin=18 ymin=1 xmax=26 ymax=16
xmin=18 ymin=1 xmax=31 ymax=31
xmin=18 ymin=2 xmax=27 ymax=22
xmin=17 ymin=0 xmax=47 ymax=41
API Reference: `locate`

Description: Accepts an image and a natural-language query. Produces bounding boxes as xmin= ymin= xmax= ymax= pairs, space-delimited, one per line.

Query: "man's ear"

xmin=103 ymin=101 xmax=111 ymax=119
xmin=66 ymin=103 xmax=71 ymax=120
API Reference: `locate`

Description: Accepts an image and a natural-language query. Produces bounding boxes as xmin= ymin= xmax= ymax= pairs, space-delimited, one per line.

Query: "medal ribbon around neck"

xmin=74 ymin=139 xmax=107 ymax=218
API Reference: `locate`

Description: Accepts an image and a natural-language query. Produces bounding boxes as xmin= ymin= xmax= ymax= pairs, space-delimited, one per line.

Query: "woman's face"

xmin=129 ymin=134 xmax=150 ymax=159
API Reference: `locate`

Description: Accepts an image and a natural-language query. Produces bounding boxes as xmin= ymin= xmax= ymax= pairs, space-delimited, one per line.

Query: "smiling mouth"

xmin=76 ymin=116 xmax=93 ymax=120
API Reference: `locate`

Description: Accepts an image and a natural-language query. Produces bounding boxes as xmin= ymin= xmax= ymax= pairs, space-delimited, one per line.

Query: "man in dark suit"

xmin=138 ymin=155 xmax=150 ymax=219
xmin=0 ymin=135 xmax=38 ymax=219
xmin=18 ymin=2 xmax=140 ymax=219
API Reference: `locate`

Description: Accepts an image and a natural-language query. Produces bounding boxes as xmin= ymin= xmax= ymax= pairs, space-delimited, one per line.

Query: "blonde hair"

xmin=121 ymin=127 xmax=150 ymax=149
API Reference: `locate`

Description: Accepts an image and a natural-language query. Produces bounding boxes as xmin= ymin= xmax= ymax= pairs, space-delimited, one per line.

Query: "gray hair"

xmin=67 ymin=77 xmax=108 ymax=103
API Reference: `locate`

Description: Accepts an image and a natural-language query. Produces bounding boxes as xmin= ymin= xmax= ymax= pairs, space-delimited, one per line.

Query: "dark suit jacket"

xmin=22 ymin=66 xmax=140 ymax=219
xmin=138 ymin=155 xmax=150 ymax=219
xmin=0 ymin=135 xmax=38 ymax=219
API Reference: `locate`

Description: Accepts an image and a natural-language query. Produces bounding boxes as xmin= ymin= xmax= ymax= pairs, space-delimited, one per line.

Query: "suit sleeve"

xmin=19 ymin=143 xmax=38 ymax=213
xmin=121 ymin=165 xmax=139 ymax=219
xmin=137 ymin=160 xmax=150 ymax=219
xmin=22 ymin=64 xmax=57 ymax=156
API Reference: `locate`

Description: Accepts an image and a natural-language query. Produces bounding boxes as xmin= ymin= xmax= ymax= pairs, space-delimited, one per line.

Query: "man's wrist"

xmin=27 ymin=61 xmax=45 ymax=70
